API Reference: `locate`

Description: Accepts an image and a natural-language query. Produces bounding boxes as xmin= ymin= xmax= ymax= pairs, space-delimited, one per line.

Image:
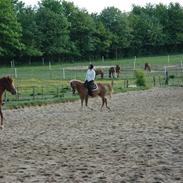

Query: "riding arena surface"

xmin=0 ymin=87 xmax=182 ymax=183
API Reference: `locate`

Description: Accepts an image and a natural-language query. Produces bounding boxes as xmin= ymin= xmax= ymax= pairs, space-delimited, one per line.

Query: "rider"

xmin=84 ymin=64 xmax=96 ymax=95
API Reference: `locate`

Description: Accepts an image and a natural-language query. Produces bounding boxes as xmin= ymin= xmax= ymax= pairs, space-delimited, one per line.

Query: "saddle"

xmin=84 ymin=80 xmax=98 ymax=95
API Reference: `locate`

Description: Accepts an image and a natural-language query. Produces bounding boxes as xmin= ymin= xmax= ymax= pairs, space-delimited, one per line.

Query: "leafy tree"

xmin=100 ymin=7 xmax=132 ymax=58
xmin=0 ymin=0 xmax=22 ymax=58
xmin=15 ymin=1 xmax=42 ymax=59
xmin=167 ymin=3 xmax=183 ymax=49
xmin=130 ymin=4 xmax=165 ymax=55
xmin=36 ymin=0 xmax=70 ymax=60
xmin=63 ymin=1 xmax=96 ymax=60
xmin=91 ymin=14 xmax=111 ymax=59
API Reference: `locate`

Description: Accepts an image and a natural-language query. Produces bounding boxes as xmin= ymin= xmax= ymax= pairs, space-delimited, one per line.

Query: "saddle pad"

xmin=91 ymin=84 xmax=98 ymax=91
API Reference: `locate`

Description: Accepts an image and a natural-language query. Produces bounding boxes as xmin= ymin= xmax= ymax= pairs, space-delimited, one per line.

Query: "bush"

xmin=134 ymin=70 xmax=146 ymax=87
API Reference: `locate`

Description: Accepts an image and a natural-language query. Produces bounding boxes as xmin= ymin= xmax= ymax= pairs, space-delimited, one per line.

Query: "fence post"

xmin=42 ymin=87 xmax=44 ymax=99
xmin=133 ymin=56 xmax=136 ymax=70
xmin=56 ymin=87 xmax=59 ymax=97
xmin=63 ymin=68 xmax=65 ymax=79
xmin=16 ymin=87 xmax=20 ymax=101
xmin=153 ymin=76 xmax=156 ymax=87
xmin=33 ymin=86 xmax=35 ymax=100
xmin=49 ymin=61 xmax=52 ymax=70
xmin=42 ymin=57 xmax=45 ymax=65
xmin=14 ymin=68 xmax=17 ymax=78
xmin=126 ymin=80 xmax=129 ymax=88
xmin=102 ymin=56 xmax=104 ymax=62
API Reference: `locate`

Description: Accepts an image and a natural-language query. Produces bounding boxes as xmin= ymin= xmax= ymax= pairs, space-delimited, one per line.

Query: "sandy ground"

xmin=0 ymin=87 xmax=183 ymax=183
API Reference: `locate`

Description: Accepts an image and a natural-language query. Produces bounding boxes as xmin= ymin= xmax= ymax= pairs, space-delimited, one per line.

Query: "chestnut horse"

xmin=69 ymin=79 xmax=113 ymax=110
xmin=109 ymin=65 xmax=121 ymax=78
xmin=144 ymin=63 xmax=151 ymax=72
xmin=0 ymin=76 xmax=17 ymax=129
xmin=95 ymin=68 xmax=104 ymax=79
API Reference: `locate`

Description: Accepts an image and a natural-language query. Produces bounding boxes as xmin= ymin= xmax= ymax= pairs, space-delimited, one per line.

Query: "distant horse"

xmin=69 ymin=79 xmax=113 ymax=110
xmin=95 ymin=68 xmax=104 ymax=79
xmin=0 ymin=76 xmax=17 ymax=129
xmin=109 ymin=65 xmax=121 ymax=78
xmin=144 ymin=63 xmax=151 ymax=72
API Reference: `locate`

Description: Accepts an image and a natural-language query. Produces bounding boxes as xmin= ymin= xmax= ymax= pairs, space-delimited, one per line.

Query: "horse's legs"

xmin=100 ymin=97 xmax=110 ymax=111
xmin=81 ymin=97 xmax=84 ymax=107
xmin=0 ymin=108 xmax=3 ymax=129
xmin=85 ymin=96 xmax=88 ymax=107
xmin=104 ymin=97 xmax=110 ymax=110
xmin=100 ymin=97 xmax=105 ymax=110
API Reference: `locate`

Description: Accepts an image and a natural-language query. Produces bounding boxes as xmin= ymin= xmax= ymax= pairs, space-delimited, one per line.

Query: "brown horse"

xmin=0 ymin=76 xmax=17 ymax=129
xmin=144 ymin=63 xmax=151 ymax=72
xmin=109 ymin=65 xmax=121 ymax=78
xmin=95 ymin=68 xmax=104 ymax=79
xmin=69 ymin=79 xmax=113 ymax=110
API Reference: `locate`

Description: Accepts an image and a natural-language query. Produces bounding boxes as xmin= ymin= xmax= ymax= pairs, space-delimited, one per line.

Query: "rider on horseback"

xmin=84 ymin=64 xmax=96 ymax=95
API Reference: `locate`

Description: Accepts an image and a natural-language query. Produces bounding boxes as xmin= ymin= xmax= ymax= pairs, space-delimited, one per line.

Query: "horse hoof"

xmin=0 ymin=125 xmax=4 ymax=130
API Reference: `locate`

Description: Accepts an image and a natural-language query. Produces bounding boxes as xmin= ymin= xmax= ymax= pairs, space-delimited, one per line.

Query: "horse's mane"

xmin=0 ymin=76 xmax=13 ymax=85
xmin=69 ymin=79 xmax=83 ymax=83
xmin=69 ymin=79 xmax=84 ymax=86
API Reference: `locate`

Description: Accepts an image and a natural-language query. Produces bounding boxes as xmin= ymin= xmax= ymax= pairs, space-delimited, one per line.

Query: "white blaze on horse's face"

xmin=10 ymin=82 xmax=17 ymax=95
xmin=12 ymin=83 xmax=17 ymax=95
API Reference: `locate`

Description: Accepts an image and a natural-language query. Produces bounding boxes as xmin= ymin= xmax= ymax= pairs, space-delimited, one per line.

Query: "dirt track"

xmin=0 ymin=87 xmax=183 ymax=183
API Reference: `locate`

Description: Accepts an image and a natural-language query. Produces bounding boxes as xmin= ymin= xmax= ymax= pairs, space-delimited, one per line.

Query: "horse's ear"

xmin=6 ymin=76 xmax=13 ymax=83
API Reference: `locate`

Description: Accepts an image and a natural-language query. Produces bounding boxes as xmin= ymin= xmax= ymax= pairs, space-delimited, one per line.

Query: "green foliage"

xmin=0 ymin=0 xmax=183 ymax=62
xmin=134 ymin=70 xmax=146 ymax=87
xmin=0 ymin=0 xmax=22 ymax=57
xmin=36 ymin=0 xmax=70 ymax=57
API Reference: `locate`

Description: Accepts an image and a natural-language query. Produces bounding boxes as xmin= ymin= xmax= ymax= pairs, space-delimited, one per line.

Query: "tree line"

xmin=0 ymin=0 xmax=183 ymax=64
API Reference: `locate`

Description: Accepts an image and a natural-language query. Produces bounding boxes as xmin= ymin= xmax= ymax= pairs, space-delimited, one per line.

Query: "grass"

xmin=1 ymin=53 xmax=183 ymax=109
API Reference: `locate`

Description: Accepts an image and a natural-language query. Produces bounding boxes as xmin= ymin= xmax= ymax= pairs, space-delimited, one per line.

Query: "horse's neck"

xmin=75 ymin=82 xmax=84 ymax=92
xmin=0 ymin=79 xmax=5 ymax=95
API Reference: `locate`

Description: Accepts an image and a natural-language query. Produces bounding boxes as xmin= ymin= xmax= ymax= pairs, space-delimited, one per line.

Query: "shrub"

xmin=134 ymin=70 xmax=146 ymax=87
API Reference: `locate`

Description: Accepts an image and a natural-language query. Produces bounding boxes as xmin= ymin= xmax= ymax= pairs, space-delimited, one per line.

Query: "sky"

xmin=21 ymin=0 xmax=183 ymax=13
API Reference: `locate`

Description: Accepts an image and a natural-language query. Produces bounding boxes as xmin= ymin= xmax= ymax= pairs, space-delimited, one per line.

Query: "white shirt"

xmin=85 ymin=69 xmax=96 ymax=82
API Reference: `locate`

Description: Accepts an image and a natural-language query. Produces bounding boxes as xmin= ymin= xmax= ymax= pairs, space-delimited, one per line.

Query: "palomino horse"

xmin=109 ymin=65 xmax=121 ymax=78
xmin=95 ymin=68 xmax=104 ymax=79
xmin=144 ymin=63 xmax=151 ymax=72
xmin=69 ymin=80 xmax=113 ymax=110
xmin=0 ymin=76 xmax=17 ymax=129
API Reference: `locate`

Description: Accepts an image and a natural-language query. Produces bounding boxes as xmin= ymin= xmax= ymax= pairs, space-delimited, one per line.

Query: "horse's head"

xmin=69 ymin=79 xmax=86 ymax=95
xmin=1 ymin=76 xmax=17 ymax=95
xmin=70 ymin=80 xmax=76 ymax=94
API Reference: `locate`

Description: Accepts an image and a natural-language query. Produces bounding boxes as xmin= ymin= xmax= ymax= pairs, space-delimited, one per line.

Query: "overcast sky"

xmin=21 ymin=0 xmax=183 ymax=13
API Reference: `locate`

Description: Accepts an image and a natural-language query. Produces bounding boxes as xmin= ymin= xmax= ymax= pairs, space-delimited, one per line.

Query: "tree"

xmin=100 ymin=7 xmax=132 ymax=58
xmin=166 ymin=3 xmax=183 ymax=50
xmin=15 ymin=1 xmax=42 ymax=60
xmin=36 ymin=0 xmax=70 ymax=60
xmin=63 ymin=1 xmax=96 ymax=60
xmin=129 ymin=4 xmax=165 ymax=55
xmin=0 ymin=0 xmax=22 ymax=58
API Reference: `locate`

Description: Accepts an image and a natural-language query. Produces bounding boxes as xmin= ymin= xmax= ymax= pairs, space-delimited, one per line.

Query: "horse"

xmin=69 ymin=79 xmax=113 ymax=110
xmin=109 ymin=65 xmax=121 ymax=78
xmin=144 ymin=63 xmax=151 ymax=72
xmin=95 ymin=68 xmax=104 ymax=79
xmin=0 ymin=76 xmax=17 ymax=129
